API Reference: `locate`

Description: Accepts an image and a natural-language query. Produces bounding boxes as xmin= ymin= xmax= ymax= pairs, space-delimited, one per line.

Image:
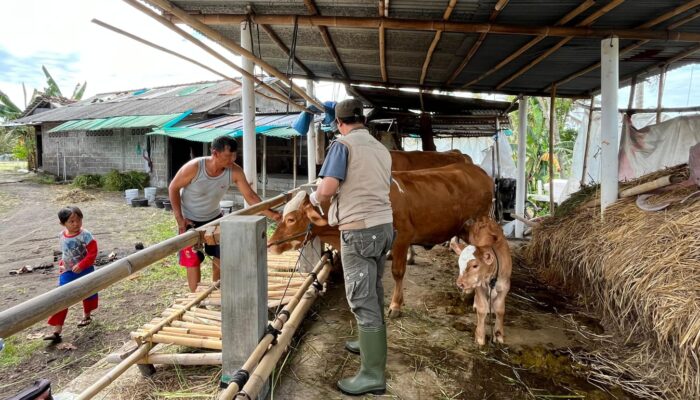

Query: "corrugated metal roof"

xmin=148 ymin=113 xmax=302 ymax=142
xmin=168 ymin=0 xmax=700 ymax=98
xmin=13 ymin=80 xmax=240 ymax=125
xmin=48 ymin=113 xmax=186 ymax=132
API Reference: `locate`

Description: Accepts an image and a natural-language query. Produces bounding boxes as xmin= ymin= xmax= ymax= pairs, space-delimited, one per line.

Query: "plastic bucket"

xmin=125 ymin=189 xmax=139 ymax=205
xmin=144 ymin=187 xmax=157 ymax=204
xmin=220 ymin=200 xmax=234 ymax=215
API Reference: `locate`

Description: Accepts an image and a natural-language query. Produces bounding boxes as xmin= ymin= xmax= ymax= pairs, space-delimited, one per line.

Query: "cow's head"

xmin=267 ymin=191 xmax=327 ymax=254
xmin=455 ymin=244 xmax=497 ymax=294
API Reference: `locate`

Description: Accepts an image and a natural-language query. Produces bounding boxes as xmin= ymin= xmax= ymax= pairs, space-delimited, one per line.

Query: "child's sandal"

xmin=77 ymin=316 xmax=92 ymax=327
xmin=42 ymin=332 xmax=62 ymax=344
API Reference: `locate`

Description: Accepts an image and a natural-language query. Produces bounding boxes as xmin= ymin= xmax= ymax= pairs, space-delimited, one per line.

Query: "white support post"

xmin=306 ymin=80 xmax=317 ymax=183
xmin=262 ymin=135 xmax=267 ymax=199
xmin=220 ymin=216 xmax=268 ymax=394
xmin=601 ymin=37 xmax=620 ymax=213
xmin=515 ymin=97 xmax=528 ymax=238
xmin=241 ymin=21 xmax=257 ymax=201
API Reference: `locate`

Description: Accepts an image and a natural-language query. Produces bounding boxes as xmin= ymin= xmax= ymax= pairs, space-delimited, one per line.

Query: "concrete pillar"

xmin=600 ymin=37 xmax=619 ymax=213
xmin=241 ymin=21 xmax=257 ymax=200
xmin=220 ymin=216 xmax=268 ymax=391
xmin=306 ymin=80 xmax=317 ymax=183
xmin=515 ymin=97 xmax=528 ymax=238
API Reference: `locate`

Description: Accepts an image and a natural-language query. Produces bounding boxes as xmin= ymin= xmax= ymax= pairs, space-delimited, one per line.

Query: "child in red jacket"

xmin=43 ymin=206 xmax=98 ymax=344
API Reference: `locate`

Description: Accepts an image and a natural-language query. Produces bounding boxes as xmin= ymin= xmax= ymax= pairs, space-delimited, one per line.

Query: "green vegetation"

xmin=72 ymin=173 xmax=103 ymax=189
xmin=0 ymin=337 xmax=43 ymax=368
xmin=101 ymin=170 xmax=150 ymax=191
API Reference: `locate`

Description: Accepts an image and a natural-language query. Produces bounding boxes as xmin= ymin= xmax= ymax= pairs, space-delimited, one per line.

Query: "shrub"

xmin=72 ymin=174 xmax=103 ymax=189
xmin=102 ymin=170 xmax=150 ymax=191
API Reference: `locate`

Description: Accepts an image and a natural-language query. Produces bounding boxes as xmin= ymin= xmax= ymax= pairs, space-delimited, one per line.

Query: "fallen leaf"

xmin=26 ymin=332 xmax=45 ymax=340
xmin=56 ymin=342 xmax=77 ymax=351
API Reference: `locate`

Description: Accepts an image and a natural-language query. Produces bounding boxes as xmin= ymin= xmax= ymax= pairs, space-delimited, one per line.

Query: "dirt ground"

xmin=1 ymin=170 xmax=636 ymax=399
xmin=0 ymin=171 xmax=191 ymax=396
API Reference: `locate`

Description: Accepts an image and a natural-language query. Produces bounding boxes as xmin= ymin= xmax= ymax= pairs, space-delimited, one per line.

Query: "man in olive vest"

xmin=169 ymin=136 xmax=281 ymax=292
xmin=310 ymin=99 xmax=394 ymax=395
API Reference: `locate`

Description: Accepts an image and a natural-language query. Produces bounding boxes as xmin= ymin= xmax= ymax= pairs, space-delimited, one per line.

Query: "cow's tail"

xmin=489 ymin=196 xmax=497 ymax=219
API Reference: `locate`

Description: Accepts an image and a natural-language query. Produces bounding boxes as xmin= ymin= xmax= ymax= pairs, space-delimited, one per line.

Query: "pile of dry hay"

xmin=525 ymin=164 xmax=700 ymax=400
xmin=55 ymin=188 xmax=96 ymax=203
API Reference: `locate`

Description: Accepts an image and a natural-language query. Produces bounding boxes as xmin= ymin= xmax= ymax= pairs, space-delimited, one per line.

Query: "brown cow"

xmin=269 ymin=160 xmax=494 ymax=318
xmin=451 ymin=217 xmax=512 ymax=345
xmin=390 ymin=150 xmax=472 ymax=171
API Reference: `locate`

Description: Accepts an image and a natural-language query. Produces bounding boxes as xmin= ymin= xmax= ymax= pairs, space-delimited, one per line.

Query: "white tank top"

xmin=181 ymin=157 xmax=231 ymax=222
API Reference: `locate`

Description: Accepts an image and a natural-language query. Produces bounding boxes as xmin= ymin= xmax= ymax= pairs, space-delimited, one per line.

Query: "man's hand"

xmin=176 ymin=215 xmax=193 ymax=234
xmin=309 ymin=191 xmax=324 ymax=216
xmin=71 ymin=265 xmax=81 ymax=273
xmin=58 ymin=264 xmax=66 ymax=274
xmin=266 ymin=210 xmax=282 ymax=222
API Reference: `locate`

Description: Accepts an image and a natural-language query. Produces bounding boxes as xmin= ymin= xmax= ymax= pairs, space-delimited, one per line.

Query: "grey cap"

xmin=335 ymin=98 xmax=364 ymax=120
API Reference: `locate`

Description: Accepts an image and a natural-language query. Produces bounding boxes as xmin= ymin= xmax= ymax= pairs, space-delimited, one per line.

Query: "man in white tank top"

xmin=169 ymin=136 xmax=282 ymax=292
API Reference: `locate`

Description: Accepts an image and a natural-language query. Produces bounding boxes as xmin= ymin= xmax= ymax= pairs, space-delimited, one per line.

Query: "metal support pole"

xmin=292 ymin=136 xmax=297 ymax=188
xmin=548 ymin=85 xmax=556 ymax=214
xmin=262 ymin=135 xmax=267 ymax=199
xmin=220 ymin=216 xmax=268 ymax=394
xmin=306 ymin=80 xmax=317 ymax=183
xmin=515 ymin=97 xmax=528 ymax=238
xmin=581 ymin=96 xmax=594 ymax=187
xmin=656 ymin=66 xmax=667 ymax=124
xmin=241 ymin=21 xmax=257 ymax=200
xmin=495 ymin=118 xmax=501 ymax=179
xmin=601 ymin=37 xmax=620 ymax=213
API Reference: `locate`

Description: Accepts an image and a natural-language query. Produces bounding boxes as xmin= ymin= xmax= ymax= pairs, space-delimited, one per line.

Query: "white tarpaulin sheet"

xmin=566 ymin=113 xmax=700 ymax=198
xmin=619 ymin=115 xmax=700 ymax=180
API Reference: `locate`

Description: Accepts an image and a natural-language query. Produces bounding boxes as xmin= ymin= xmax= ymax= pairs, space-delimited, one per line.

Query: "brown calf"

xmin=451 ymin=217 xmax=512 ymax=345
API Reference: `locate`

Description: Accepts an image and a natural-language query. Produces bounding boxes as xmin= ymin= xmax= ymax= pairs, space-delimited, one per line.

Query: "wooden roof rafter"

xmin=304 ymin=0 xmax=350 ymax=81
xmin=420 ymin=0 xmax=458 ymax=85
xmin=444 ymin=0 xmax=509 ymax=86
xmin=194 ymin=14 xmax=700 ymax=43
xmin=495 ymin=0 xmax=626 ymax=90
xmin=141 ymin=0 xmax=324 ymax=109
xmin=462 ymin=0 xmax=595 ymax=89
xmin=550 ymin=2 xmax=700 ymax=91
xmin=379 ymin=0 xmax=387 ymax=82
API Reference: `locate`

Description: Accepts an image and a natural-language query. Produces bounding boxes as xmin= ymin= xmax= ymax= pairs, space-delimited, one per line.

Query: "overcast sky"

xmin=0 ymin=0 xmax=698 ymax=111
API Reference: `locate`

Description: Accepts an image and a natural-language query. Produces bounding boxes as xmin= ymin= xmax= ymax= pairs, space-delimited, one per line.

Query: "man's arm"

xmin=311 ymin=141 xmax=346 ymax=207
xmin=231 ymin=164 xmax=282 ymax=221
xmin=168 ymin=160 xmax=198 ymax=232
xmin=314 ymin=177 xmax=340 ymax=204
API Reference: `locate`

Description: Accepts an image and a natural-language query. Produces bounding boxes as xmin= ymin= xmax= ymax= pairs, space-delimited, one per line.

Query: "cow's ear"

xmin=449 ymin=237 xmax=465 ymax=255
xmin=303 ymin=203 xmax=328 ymax=226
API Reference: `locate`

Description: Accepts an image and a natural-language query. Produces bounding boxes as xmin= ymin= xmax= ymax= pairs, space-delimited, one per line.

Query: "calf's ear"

xmin=481 ymin=248 xmax=496 ymax=266
xmin=303 ymin=203 xmax=328 ymax=226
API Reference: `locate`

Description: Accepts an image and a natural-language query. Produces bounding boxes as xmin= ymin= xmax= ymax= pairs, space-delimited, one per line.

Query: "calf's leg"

xmin=473 ymin=287 xmax=488 ymax=346
xmin=491 ymin=289 xmax=507 ymax=344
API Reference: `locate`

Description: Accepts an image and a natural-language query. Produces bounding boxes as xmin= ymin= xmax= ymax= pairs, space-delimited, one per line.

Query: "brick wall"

xmin=40 ymin=126 xmax=169 ymax=187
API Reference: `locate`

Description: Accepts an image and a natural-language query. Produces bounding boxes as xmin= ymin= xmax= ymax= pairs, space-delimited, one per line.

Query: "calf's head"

xmin=267 ymin=191 xmax=326 ymax=254
xmin=455 ymin=245 xmax=497 ymax=294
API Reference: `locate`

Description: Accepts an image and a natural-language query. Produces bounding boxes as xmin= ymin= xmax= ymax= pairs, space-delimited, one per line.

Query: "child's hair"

xmin=58 ymin=206 xmax=83 ymax=225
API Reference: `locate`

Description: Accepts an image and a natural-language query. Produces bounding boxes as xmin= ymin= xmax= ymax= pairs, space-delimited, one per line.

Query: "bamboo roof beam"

xmin=463 ymin=0 xmax=595 ymax=89
xmin=141 ymin=0 xmax=324 ymax=110
xmin=304 ymin=0 xmax=350 ymax=80
xmin=445 ymin=0 xmax=508 ymax=86
xmin=91 ymin=19 xmax=286 ymax=107
xmin=549 ymin=4 xmax=700 ymax=91
xmin=120 ymin=0 xmax=306 ymax=111
xmin=379 ymin=0 xmax=387 ymax=82
xmin=420 ymin=0 xmax=458 ymax=85
xmin=496 ymin=0 xmax=626 ymax=90
xmin=190 ymin=13 xmax=700 ymax=43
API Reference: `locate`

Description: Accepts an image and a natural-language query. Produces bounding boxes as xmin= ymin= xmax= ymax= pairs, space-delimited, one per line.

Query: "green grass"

xmin=24 ymin=173 xmax=56 ymax=184
xmin=0 ymin=336 xmax=43 ymax=368
xmin=0 ymin=161 xmax=24 ymax=171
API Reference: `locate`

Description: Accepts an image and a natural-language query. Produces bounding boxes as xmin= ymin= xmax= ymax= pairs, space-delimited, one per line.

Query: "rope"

xmin=285 ymin=16 xmax=299 ymax=115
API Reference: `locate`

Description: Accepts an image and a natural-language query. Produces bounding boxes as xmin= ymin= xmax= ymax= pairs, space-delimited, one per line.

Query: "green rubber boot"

xmin=337 ymin=325 xmax=387 ymax=395
xmin=345 ymin=339 xmax=360 ymax=354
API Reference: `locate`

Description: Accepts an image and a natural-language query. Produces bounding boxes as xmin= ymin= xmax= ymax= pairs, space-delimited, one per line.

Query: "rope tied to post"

xmin=229 ymin=369 xmax=250 ymax=390
xmin=265 ymin=323 xmax=282 ymax=345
